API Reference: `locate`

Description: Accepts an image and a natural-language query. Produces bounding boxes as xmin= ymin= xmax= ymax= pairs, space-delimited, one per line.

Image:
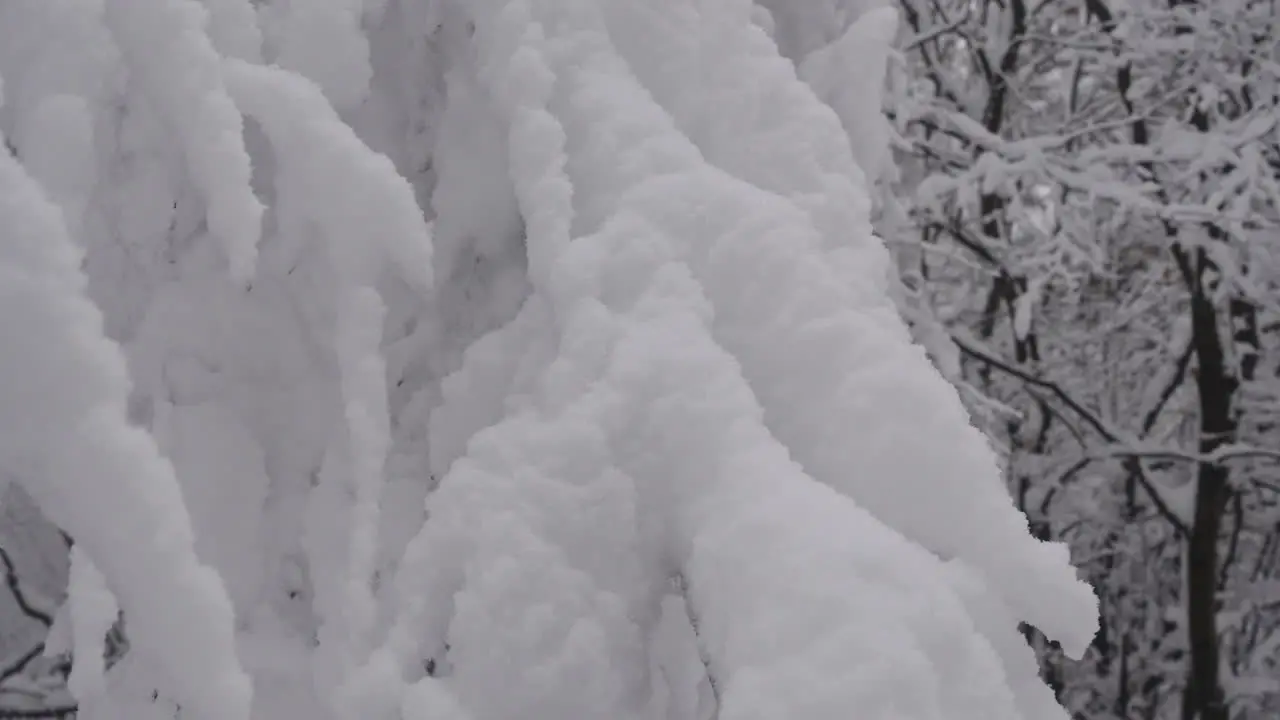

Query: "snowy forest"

xmin=0 ymin=0 xmax=1276 ymax=719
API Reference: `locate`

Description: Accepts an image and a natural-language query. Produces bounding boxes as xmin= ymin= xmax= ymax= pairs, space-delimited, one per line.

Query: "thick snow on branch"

xmin=0 ymin=123 xmax=250 ymax=720
xmin=600 ymin=0 xmax=1096 ymax=657
xmin=222 ymin=59 xmax=433 ymax=293
xmin=0 ymin=3 xmax=1097 ymax=720
xmin=12 ymin=95 xmax=97 ymax=243
xmin=103 ymin=0 xmax=263 ymax=283
xmin=754 ymin=0 xmax=891 ymax=60
xmin=223 ymin=57 xmax=434 ymax=693
xmin=64 ymin=548 xmax=117 ymax=715
xmin=195 ymin=0 xmax=264 ymax=61
xmin=263 ymin=0 xmax=374 ymax=112
xmin=350 ymin=2 xmax=1098 ymax=720
xmin=797 ymin=6 xmax=900 ymax=184
xmin=610 ymin=304 xmax=1026 ymax=720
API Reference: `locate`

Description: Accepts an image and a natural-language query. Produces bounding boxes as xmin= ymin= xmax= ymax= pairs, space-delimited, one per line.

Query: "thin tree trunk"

xmin=1178 ymin=247 xmax=1236 ymax=720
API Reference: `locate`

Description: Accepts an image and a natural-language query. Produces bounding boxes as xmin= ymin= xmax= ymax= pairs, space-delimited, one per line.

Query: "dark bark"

xmin=1084 ymin=1 xmax=1246 ymax=713
xmin=0 ymin=546 xmax=53 ymax=627
xmin=1178 ymin=247 xmax=1236 ymax=720
xmin=0 ymin=706 xmax=77 ymax=720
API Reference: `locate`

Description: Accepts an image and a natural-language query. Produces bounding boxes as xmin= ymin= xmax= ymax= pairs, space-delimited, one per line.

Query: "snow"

xmin=798 ymin=6 xmax=900 ymax=184
xmin=103 ymin=0 xmax=264 ymax=284
xmin=64 ymin=548 xmax=117 ymax=714
xmin=262 ymin=0 xmax=373 ymax=112
xmin=427 ymin=55 xmax=530 ymax=380
xmin=0 ymin=118 xmax=251 ymax=720
xmin=12 ymin=95 xmax=97 ymax=243
xmin=222 ymin=55 xmax=435 ymax=705
xmin=754 ymin=0 xmax=893 ymax=60
xmin=364 ymin=2 xmax=1095 ymax=719
xmin=220 ymin=58 xmax=433 ymax=293
xmin=569 ymin=0 xmax=1097 ymax=660
xmin=196 ymin=0 xmax=264 ymax=61
xmin=603 ymin=292 xmax=1026 ymax=720
xmin=0 ymin=3 xmax=1097 ymax=720
xmin=650 ymin=592 xmax=716 ymax=720
xmin=162 ymin=402 xmax=271 ymax=617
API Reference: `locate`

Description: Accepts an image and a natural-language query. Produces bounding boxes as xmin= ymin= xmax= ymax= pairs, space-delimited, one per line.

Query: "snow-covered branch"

xmin=0 ymin=3 xmax=1108 ymax=720
xmin=0 ymin=115 xmax=250 ymax=720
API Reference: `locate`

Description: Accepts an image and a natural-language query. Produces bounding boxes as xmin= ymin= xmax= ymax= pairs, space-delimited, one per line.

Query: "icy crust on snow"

xmin=0 ymin=124 xmax=251 ymax=720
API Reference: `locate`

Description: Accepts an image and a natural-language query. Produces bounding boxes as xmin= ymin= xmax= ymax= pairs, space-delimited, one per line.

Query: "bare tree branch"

xmin=0 ymin=706 xmax=77 ymax=720
xmin=0 ymin=547 xmax=53 ymax=626
xmin=0 ymin=644 xmax=45 ymax=687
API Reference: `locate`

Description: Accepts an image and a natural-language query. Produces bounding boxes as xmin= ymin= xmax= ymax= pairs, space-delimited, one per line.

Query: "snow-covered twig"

xmin=953 ymin=331 xmax=1121 ymax=443
xmin=902 ymin=5 xmax=971 ymax=51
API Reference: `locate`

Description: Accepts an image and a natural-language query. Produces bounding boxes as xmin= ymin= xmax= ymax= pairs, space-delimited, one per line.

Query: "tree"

xmin=0 ymin=2 xmax=1097 ymax=720
xmin=884 ymin=0 xmax=1280 ymax=716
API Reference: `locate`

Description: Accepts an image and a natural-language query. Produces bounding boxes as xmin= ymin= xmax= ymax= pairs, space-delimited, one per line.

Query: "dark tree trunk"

xmin=1178 ymin=247 xmax=1236 ymax=720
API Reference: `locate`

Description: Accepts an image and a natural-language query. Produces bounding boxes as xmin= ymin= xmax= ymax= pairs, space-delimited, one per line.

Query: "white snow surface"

xmin=103 ymin=0 xmax=265 ymax=283
xmin=0 ymin=118 xmax=252 ymax=720
xmin=65 ymin=548 xmax=118 ymax=714
xmin=0 ymin=3 xmax=1097 ymax=720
